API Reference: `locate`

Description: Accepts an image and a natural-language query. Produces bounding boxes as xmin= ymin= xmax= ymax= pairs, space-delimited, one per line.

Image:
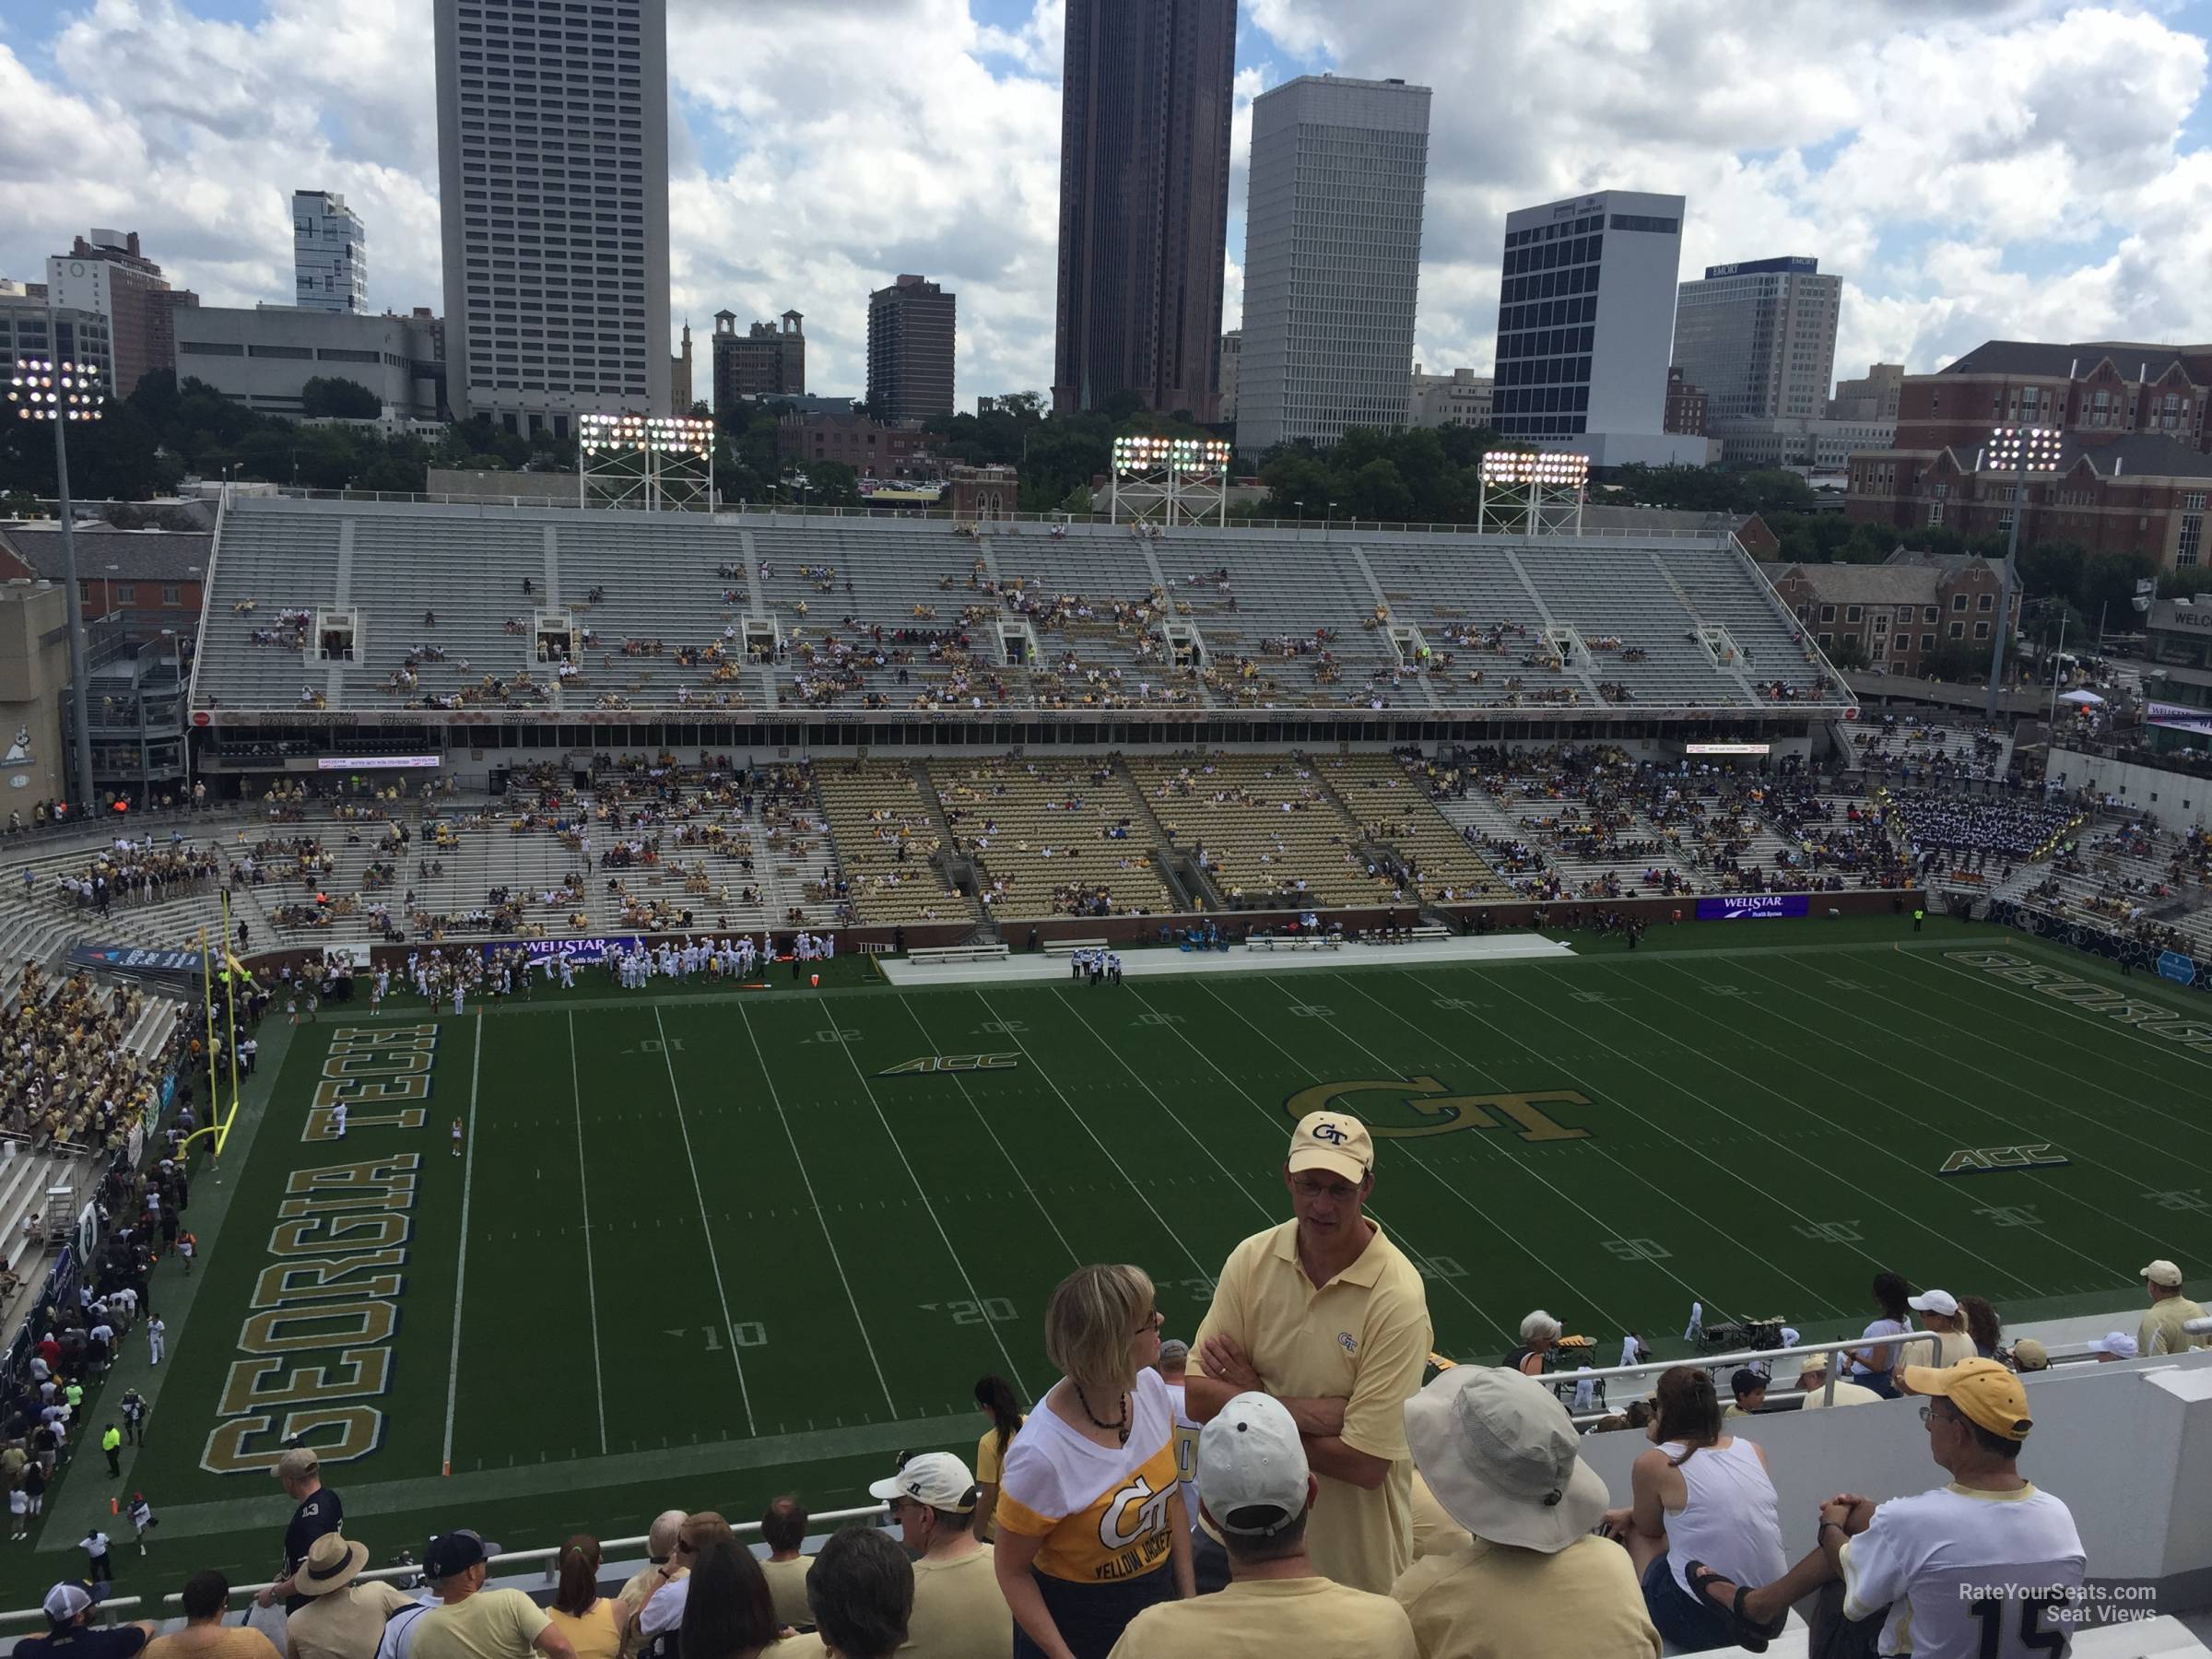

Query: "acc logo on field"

xmin=1937 ymin=1145 xmax=2069 ymax=1176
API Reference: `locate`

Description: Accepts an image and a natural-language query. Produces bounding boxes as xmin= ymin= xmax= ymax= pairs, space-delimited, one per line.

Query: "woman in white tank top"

xmin=1602 ymin=1366 xmax=1787 ymax=1653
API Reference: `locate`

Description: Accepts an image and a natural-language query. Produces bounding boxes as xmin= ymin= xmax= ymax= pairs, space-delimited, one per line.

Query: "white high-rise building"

xmin=1673 ymin=255 xmax=1841 ymax=424
xmin=293 ymin=191 xmax=367 ymax=313
xmin=1490 ymin=188 xmax=1707 ymax=467
xmin=433 ymin=0 xmax=672 ymax=434
xmin=1238 ymin=75 xmax=1430 ymax=453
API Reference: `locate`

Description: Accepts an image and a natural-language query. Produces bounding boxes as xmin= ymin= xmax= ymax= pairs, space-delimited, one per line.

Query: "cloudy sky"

xmin=4 ymin=0 xmax=2212 ymax=407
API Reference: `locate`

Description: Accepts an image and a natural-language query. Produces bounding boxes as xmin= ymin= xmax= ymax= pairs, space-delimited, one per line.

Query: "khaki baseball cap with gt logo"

xmin=1288 ymin=1111 xmax=1373 ymax=1184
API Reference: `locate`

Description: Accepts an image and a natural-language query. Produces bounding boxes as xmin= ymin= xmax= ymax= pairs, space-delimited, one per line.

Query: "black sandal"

xmin=1686 ymin=1559 xmax=1787 ymax=1653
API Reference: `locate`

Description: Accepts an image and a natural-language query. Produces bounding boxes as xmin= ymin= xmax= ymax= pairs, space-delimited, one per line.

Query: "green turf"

xmin=20 ymin=916 xmax=2212 ymax=1606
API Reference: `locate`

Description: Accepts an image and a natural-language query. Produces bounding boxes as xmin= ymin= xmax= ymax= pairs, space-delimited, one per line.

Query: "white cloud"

xmin=4 ymin=0 xmax=2212 ymax=420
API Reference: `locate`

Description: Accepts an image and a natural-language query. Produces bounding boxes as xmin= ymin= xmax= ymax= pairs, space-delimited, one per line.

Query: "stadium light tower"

xmin=1478 ymin=450 xmax=1589 ymax=536
xmin=1978 ymin=426 xmax=2063 ymax=720
xmin=1108 ymin=435 xmax=1232 ymax=528
xmin=6 ymin=355 xmax=101 ymax=816
xmin=578 ymin=414 xmax=717 ymax=512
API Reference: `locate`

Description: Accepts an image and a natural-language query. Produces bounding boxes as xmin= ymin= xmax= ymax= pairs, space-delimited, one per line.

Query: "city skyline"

xmin=6 ymin=0 xmax=2212 ymax=407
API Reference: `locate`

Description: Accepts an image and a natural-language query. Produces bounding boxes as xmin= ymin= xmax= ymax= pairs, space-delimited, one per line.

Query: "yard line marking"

xmin=735 ymin=1000 xmax=899 ymax=1418
xmin=1417 ymin=959 xmax=1928 ymax=1299
xmin=1325 ymin=971 xmax=1841 ymax=1320
xmin=1045 ymin=988 xmax=1281 ymax=1226
xmin=440 ymin=1014 xmax=484 ymax=1476
xmin=1504 ymin=964 xmax=2046 ymax=1299
xmin=968 ymin=988 xmax=1218 ymax=1282
xmin=569 ymin=1011 xmax=607 ymax=1455
xmin=1223 ymin=976 xmax=1635 ymax=1337
xmin=892 ymin=993 xmax=1082 ymax=1268
xmin=1738 ymin=956 xmax=2209 ymax=1257
xmin=1878 ymin=947 xmax=2212 ymax=1127
xmin=1122 ymin=982 xmax=1516 ymax=1348
xmin=822 ymin=1005 xmax=1033 ymax=1400
xmin=655 ymin=1005 xmax=757 ymax=1437
xmin=1645 ymin=961 xmax=2143 ymax=1281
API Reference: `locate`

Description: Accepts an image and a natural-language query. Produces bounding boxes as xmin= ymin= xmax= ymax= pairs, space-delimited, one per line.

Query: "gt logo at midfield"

xmin=1282 ymin=1079 xmax=1593 ymax=1143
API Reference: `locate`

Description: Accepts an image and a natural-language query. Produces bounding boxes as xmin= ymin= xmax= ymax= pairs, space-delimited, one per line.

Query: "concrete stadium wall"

xmin=2050 ymin=747 xmax=2212 ymax=832
xmin=1578 ymin=1349 xmax=2212 ymax=1607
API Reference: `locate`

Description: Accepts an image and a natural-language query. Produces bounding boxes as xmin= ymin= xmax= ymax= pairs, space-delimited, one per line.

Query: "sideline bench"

xmin=1246 ymin=933 xmax=1342 ymax=952
xmin=904 ymin=943 xmax=1011 ymax=967
xmin=1041 ymin=937 xmax=1109 ymax=957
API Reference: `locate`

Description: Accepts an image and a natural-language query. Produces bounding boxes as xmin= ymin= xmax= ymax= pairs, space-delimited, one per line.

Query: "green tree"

xmin=300 ymin=377 xmax=382 ymax=418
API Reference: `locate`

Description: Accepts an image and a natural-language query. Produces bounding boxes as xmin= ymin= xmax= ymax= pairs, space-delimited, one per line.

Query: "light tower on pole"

xmin=1978 ymin=426 xmax=2063 ymax=721
xmin=6 ymin=354 xmax=102 ymax=816
xmin=1477 ymin=450 xmax=1589 ymax=536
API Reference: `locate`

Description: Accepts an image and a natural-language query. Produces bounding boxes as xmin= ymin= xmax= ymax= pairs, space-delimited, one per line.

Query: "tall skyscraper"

xmin=1490 ymin=189 xmax=1707 ymax=466
xmin=44 ymin=229 xmax=194 ymax=395
xmin=867 ymin=275 xmax=956 ymax=422
xmin=1052 ymin=0 xmax=1235 ymax=420
xmin=293 ymin=191 xmax=368 ymax=313
xmin=433 ymin=0 xmax=672 ymax=434
xmin=1238 ymin=75 xmax=1430 ymax=453
xmin=1672 ymin=256 xmax=1841 ymax=424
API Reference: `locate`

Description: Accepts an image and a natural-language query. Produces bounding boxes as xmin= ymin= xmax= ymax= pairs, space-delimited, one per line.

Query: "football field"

xmin=22 ymin=918 xmax=2212 ymax=1604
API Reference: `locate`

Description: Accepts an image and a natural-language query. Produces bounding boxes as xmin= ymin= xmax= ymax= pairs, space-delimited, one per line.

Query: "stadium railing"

xmin=221 ymin=487 xmax=1738 ymax=540
xmin=1533 ymin=1331 xmax=1947 ymax=1425
xmin=0 ymin=1504 xmax=892 ymax=1630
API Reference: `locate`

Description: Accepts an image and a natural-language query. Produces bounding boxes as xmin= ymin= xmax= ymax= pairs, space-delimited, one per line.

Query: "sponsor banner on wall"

xmin=1695 ymin=893 xmax=1811 ymax=921
xmin=479 ymin=934 xmax=650 ymax=967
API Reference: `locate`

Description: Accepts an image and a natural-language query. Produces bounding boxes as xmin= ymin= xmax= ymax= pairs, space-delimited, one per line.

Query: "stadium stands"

xmin=935 ymin=757 xmax=1180 ymax=918
xmin=188 ymin=499 xmax=1855 ymax=722
xmin=1124 ymin=753 xmax=1394 ymax=909
xmin=811 ymin=760 xmax=977 ymax=925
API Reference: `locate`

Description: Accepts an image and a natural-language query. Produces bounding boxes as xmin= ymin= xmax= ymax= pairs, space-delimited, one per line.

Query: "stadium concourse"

xmin=4 ymin=501 xmax=2212 ymax=1654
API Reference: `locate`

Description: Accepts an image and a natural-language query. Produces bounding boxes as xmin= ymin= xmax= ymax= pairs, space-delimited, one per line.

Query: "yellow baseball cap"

xmin=2009 ymin=1338 xmax=2050 ymax=1372
xmin=1902 ymin=1357 xmax=2033 ymax=1441
xmin=1287 ymin=1111 xmax=1372 ymax=1184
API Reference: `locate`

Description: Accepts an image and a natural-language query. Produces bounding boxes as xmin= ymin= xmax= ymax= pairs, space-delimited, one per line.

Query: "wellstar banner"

xmin=1695 ymin=893 xmax=1811 ymax=921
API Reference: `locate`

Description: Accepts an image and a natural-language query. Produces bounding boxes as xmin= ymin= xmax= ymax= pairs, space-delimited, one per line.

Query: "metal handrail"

xmin=1545 ymin=1331 xmax=1947 ymax=1425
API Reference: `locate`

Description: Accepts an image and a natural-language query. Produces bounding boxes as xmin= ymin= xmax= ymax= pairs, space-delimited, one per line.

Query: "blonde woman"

xmin=992 ymin=1265 xmax=1194 ymax=1659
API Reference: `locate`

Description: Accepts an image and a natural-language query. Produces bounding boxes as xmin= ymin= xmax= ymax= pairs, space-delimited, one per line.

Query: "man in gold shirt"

xmin=1393 ymin=1367 xmax=1658 ymax=1659
xmin=1108 ymin=1392 xmax=1415 ymax=1657
xmin=2137 ymin=1259 xmax=2212 ymax=1357
xmin=866 ymin=1452 xmax=1006 ymax=1659
xmin=1188 ymin=1112 xmax=1432 ymax=1594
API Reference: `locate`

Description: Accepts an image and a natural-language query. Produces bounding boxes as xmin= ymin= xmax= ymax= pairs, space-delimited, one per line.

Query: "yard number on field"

xmin=920 ymin=1297 xmax=1018 ymax=1326
xmin=666 ymin=1324 xmax=769 ymax=1348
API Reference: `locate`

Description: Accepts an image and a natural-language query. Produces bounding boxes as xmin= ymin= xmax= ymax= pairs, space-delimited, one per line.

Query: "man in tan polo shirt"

xmin=2137 ymin=1259 xmax=2212 ymax=1357
xmin=1187 ymin=1111 xmax=1432 ymax=1594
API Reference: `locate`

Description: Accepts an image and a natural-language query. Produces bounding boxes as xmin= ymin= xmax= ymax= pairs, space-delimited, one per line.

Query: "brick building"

xmin=44 ymin=230 xmax=198 ymax=396
xmin=0 ymin=524 xmax=211 ymax=644
xmin=776 ymin=412 xmax=935 ymax=478
xmin=1766 ymin=547 xmax=2020 ymax=675
xmin=1850 ymin=431 xmax=2212 ymax=573
xmin=1665 ymin=367 xmax=1709 ymax=437
xmin=712 ymin=311 xmax=806 ymax=407
xmin=1847 ymin=339 xmax=2212 ymax=569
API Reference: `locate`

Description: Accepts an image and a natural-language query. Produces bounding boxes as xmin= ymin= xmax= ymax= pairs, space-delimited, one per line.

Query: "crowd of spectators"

xmin=15 ymin=1109 xmax=2159 ymax=1659
xmin=0 ymin=967 xmax=170 ymax=1148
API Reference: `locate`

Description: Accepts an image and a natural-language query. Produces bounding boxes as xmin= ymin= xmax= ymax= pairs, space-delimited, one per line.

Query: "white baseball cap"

xmin=2142 ymin=1259 xmax=2184 ymax=1288
xmin=867 ymin=1452 xmax=977 ymax=1512
xmin=42 ymin=1585 xmax=91 ymax=1624
xmin=1198 ymin=1392 xmax=1309 ymax=1536
xmin=2088 ymin=1331 xmax=2139 ymax=1359
xmin=1907 ymin=1289 xmax=1959 ymax=1318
